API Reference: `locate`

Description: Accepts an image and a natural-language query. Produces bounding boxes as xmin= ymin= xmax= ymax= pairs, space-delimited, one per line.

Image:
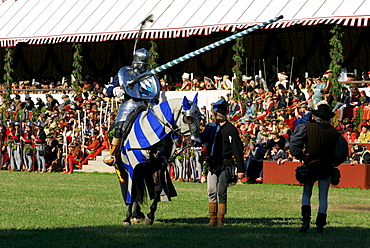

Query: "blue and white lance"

xmin=130 ymin=15 xmax=283 ymax=85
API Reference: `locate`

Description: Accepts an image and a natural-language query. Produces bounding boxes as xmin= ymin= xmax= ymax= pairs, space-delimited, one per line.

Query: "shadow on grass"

xmin=1 ymin=218 xmax=369 ymax=248
xmin=159 ymin=217 xmax=300 ymax=226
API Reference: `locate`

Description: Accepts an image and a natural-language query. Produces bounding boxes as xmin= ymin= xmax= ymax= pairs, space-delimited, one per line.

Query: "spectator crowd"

xmin=1 ymin=69 xmax=370 ymax=182
xmin=0 ymin=82 xmax=111 ymax=173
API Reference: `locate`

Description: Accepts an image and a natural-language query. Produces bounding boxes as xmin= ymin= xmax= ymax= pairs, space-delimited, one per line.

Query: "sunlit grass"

xmin=0 ymin=171 xmax=369 ymax=247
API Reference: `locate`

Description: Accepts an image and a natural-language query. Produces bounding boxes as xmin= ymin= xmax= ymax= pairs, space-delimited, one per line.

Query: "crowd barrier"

xmin=263 ymin=161 xmax=370 ymax=189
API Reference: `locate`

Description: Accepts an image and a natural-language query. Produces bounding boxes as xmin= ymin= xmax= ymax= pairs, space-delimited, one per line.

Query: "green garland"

xmin=148 ymin=39 xmax=159 ymax=70
xmin=72 ymin=43 xmax=83 ymax=93
xmin=15 ymin=108 xmax=22 ymax=122
xmin=232 ymin=33 xmax=244 ymax=101
xmin=328 ymin=25 xmax=345 ymax=100
xmin=31 ymin=108 xmax=40 ymax=122
xmin=3 ymin=47 xmax=14 ymax=102
xmin=0 ymin=108 xmax=6 ymax=124
xmin=353 ymin=107 xmax=364 ymax=130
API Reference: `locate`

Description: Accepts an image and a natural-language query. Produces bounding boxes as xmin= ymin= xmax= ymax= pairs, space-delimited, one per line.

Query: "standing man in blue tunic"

xmin=200 ymin=99 xmax=245 ymax=227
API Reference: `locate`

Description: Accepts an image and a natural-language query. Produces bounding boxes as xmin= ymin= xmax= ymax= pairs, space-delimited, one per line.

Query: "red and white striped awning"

xmin=1 ymin=0 xmax=369 ymax=47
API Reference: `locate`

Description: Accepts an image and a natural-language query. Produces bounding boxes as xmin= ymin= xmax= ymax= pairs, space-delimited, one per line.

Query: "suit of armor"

xmin=104 ymin=48 xmax=160 ymax=165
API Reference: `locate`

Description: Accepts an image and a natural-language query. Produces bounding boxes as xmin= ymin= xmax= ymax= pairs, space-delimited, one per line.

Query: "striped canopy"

xmin=1 ymin=0 xmax=369 ymax=47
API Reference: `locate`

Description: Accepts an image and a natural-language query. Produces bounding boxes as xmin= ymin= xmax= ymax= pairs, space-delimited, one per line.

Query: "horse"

xmin=113 ymin=94 xmax=201 ymax=225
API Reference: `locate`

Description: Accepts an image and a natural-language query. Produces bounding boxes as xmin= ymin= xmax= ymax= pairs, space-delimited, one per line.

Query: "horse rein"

xmin=148 ymin=107 xmax=188 ymax=138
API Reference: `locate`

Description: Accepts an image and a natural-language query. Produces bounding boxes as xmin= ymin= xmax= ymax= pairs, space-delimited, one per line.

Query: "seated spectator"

xmin=45 ymin=94 xmax=60 ymax=110
xmin=228 ymin=98 xmax=240 ymax=118
xmin=179 ymin=72 xmax=192 ymax=91
xmin=64 ymin=142 xmax=83 ymax=173
xmin=220 ymin=75 xmax=231 ymax=90
xmin=277 ymin=121 xmax=292 ymax=139
xmin=357 ymin=125 xmax=370 ymax=143
xmin=342 ymin=128 xmax=357 ymax=143
xmin=294 ymin=104 xmax=312 ymax=128
xmin=244 ymin=100 xmax=255 ymax=118
xmin=204 ymin=76 xmax=216 ymax=90
xmin=270 ymin=145 xmax=286 ymax=161
xmin=265 ymin=132 xmax=286 ymax=160
xmin=359 ymin=90 xmax=370 ymax=106
xmin=349 ymin=144 xmax=370 ymax=164
xmin=277 ymin=147 xmax=295 ymax=164
xmin=269 ymin=95 xmax=283 ymax=113
xmin=77 ymin=135 xmax=103 ymax=168
xmin=244 ymin=142 xmax=264 ymax=183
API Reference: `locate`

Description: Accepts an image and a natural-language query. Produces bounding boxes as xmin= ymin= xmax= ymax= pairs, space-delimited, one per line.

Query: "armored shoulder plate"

xmin=118 ymin=66 xmax=160 ymax=100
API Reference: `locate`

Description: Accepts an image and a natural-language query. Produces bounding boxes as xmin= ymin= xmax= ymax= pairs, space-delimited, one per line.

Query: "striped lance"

xmin=130 ymin=15 xmax=283 ymax=85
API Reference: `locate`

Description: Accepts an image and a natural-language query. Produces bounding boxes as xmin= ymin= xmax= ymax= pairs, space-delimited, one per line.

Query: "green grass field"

xmin=0 ymin=171 xmax=369 ymax=248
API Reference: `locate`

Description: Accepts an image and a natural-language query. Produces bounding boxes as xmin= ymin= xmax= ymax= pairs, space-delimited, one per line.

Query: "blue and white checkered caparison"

xmin=120 ymin=98 xmax=184 ymax=203
xmin=146 ymin=15 xmax=283 ymax=77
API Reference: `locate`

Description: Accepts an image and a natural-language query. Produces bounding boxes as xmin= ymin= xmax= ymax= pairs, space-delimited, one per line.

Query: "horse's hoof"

xmin=132 ymin=215 xmax=145 ymax=223
xmin=131 ymin=218 xmax=140 ymax=223
xmin=145 ymin=216 xmax=154 ymax=225
xmin=123 ymin=221 xmax=131 ymax=226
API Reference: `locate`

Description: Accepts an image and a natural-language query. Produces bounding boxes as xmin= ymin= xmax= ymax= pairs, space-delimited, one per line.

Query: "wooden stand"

xmin=263 ymin=161 xmax=370 ymax=189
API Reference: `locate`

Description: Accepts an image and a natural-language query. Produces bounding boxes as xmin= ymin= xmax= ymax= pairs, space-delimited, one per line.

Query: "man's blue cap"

xmin=212 ymin=98 xmax=228 ymax=116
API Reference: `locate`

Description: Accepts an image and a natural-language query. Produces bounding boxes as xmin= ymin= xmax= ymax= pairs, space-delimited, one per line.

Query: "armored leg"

xmin=104 ymin=121 xmax=124 ymax=166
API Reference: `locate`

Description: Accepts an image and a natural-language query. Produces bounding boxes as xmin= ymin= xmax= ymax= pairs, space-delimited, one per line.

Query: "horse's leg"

xmin=132 ymin=201 xmax=145 ymax=223
xmin=123 ymin=203 xmax=133 ymax=226
xmin=145 ymin=170 xmax=162 ymax=225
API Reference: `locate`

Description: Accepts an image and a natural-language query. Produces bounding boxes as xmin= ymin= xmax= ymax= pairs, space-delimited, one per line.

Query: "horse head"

xmin=181 ymin=93 xmax=201 ymax=145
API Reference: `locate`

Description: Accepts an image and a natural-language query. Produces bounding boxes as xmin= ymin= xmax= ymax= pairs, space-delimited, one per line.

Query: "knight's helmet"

xmin=132 ymin=48 xmax=150 ymax=73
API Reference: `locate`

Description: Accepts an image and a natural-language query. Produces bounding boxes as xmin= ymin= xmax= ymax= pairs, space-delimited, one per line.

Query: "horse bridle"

xmin=148 ymin=107 xmax=191 ymax=138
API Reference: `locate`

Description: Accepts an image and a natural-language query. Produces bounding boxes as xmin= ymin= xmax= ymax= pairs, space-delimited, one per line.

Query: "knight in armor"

xmin=104 ymin=48 xmax=160 ymax=165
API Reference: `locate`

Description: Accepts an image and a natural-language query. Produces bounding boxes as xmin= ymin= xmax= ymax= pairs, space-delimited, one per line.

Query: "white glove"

xmin=113 ymin=87 xmax=125 ymax=98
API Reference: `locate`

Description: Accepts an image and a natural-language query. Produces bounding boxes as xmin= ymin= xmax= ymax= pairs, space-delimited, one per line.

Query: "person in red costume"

xmin=20 ymin=122 xmax=33 ymax=172
xmin=77 ymin=135 xmax=102 ymax=168
xmin=64 ymin=143 xmax=82 ymax=173
xmin=342 ymin=128 xmax=357 ymax=143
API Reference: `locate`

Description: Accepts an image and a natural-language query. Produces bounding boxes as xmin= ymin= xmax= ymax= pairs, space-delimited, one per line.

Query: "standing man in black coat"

xmin=290 ymin=102 xmax=348 ymax=233
xmin=200 ymin=98 xmax=245 ymax=227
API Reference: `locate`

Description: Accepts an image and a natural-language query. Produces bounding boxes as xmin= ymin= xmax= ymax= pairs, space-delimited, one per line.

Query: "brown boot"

xmin=217 ymin=203 xmax=227 ymax=227
xmin=206 ymin=202 xmax=218 ymax=226
xmin=103 ymin=138 xmax=122 ymax=166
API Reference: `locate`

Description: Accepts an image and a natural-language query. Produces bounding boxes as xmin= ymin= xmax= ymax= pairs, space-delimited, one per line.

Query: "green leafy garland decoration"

xmin=3 ymin=47 xmax=14 ymax=102
xmin=353 ymin=107 xmax=364 ymax=131
xmin=31 ymin=107 xmax=40 ymax=122
xmin=72 ymin=43 xmax=83 ymax=93
xmin=328 ymin=25 xmax=345 ymax=100
xmin=148 ymin=39 xmax=159 ymax=70
xmin=232 ymin=33 xmax=244 ymax=101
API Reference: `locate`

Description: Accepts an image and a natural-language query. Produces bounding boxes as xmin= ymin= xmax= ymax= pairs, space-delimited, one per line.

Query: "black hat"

xmin=311 ymin=103 xmax=335 ymax=120
xmin=25 ymin=96 xmax=31 ymax=101
xmin=212 ymin=99 xmax=228 ymax=116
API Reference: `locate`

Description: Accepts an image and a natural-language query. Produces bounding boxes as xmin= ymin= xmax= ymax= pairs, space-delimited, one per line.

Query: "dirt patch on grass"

xmin=331 ymin=205 xmax=370 ymax=212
